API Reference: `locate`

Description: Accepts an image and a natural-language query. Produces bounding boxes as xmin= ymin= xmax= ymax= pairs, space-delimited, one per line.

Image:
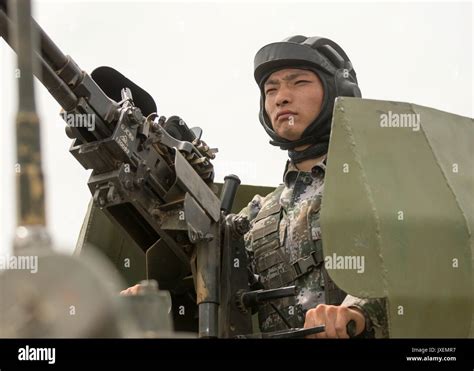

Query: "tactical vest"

xmin=249 ymin=184 xmax=346 ymax=332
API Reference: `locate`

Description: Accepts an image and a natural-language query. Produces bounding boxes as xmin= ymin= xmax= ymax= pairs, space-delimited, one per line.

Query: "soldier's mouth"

xmin=276 ymin=111 xmax=297 ymax=121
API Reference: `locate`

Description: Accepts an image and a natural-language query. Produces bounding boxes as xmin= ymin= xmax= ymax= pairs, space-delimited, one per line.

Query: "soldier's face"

xmin=264 ymin=68 xmax=324 ymax=141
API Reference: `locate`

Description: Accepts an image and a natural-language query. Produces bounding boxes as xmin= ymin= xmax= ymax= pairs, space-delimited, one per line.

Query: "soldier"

xmin=122 ymin=35 xmax=388 ymax=338
xmin=238 ymin=36 xmax=388 ymax=338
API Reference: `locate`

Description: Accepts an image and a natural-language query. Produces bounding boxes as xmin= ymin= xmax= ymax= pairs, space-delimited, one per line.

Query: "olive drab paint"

xmin=321 ymin=97 xmax=473 ymax=338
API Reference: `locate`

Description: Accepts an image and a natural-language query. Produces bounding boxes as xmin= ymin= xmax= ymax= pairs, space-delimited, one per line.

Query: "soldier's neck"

xmin=292 ymin=144 xmax=326 ymax=172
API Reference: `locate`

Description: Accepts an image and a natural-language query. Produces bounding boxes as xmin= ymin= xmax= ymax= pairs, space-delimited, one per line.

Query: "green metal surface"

xmin=75 ymin=200 xmax=147 ymax=288
xmin=321 ymin=97 xmax=473 ymax=337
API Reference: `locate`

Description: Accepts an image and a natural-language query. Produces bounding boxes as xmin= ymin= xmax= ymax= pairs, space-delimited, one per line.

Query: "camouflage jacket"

xmin=239 ymin=156 xmax=388 ymax=337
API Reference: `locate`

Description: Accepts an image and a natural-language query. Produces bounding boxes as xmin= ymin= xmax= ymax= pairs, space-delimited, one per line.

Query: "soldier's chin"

xmin=275 ymin=128 xmax=302 ymax=142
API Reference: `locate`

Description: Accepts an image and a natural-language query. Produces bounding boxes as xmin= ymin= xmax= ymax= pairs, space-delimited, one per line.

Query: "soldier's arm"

xmin=303 ymin=296 xmax=389 ymax=338
xmin=304 ymin=304 xmax=366 ymax=338
xmin=237 ymin=193 xmax=266 ymax=279
xmin=341 ymin=295 xmax=389 ymax=338
xmin=237 ymin=194 xmax=265 ymax=222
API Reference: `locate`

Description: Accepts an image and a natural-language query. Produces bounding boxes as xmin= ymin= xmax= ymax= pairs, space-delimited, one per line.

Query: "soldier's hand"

xmin=119 ymin=284 xmax=143 ymax=296
xmin=304 ymin=304 xmax=365 ymax=338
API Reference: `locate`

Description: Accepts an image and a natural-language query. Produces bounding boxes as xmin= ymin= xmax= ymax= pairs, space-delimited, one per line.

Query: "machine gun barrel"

xmin=1 ymin=2 xmax=230 ymax=339
xmin=1 ymin=8 xmax=76 ymax=109
xmin=1 ymin=6 xmax=116 ymax=142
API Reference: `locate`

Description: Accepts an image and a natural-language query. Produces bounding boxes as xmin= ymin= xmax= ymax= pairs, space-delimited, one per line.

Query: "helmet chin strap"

xmin=287 ymin=134 xmax=330 ymax=164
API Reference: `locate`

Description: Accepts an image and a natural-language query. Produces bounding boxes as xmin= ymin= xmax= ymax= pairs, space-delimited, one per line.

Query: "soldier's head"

xmin=254 ymin=36 xmax=361 ymax=162
xmin=262 ymin=67 xmax=324 ymax=142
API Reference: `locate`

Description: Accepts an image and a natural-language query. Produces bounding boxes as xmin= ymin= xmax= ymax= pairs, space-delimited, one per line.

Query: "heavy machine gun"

xmin=1 ymin=1 xmax=334 ymax=338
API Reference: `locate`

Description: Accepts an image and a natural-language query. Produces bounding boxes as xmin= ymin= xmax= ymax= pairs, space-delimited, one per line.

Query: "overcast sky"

xmin=0 ymin=0 xmax=472 ymax=254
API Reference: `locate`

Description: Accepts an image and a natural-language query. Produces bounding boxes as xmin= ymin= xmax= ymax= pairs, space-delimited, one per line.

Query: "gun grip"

xmin=346 ymin=319 xmax=357 ymax=338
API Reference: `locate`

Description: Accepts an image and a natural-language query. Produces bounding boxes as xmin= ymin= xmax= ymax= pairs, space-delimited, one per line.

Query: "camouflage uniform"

xmin=240 ymin=156 xmax=388 ymax=337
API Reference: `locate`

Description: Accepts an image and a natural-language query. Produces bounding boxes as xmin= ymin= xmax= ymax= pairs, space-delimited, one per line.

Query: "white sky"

xmin=1 ymin=0 xmax=472 ymax=254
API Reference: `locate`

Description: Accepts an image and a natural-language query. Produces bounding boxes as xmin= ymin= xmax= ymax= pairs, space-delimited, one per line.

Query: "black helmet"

xmin=254 ymin=35 xmax=361 ymax=162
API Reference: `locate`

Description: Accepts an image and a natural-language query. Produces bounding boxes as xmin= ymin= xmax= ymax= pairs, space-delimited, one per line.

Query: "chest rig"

xmin=249 ymin=184 xmax=346 ymax=331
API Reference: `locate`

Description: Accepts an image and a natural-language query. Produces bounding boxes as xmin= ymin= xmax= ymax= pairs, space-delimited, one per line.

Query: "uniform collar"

xmin=283 ymin=154 xmax=327 ymax=187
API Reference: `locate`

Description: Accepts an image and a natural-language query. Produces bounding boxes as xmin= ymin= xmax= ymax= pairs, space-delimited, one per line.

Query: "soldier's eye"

xmin=295 ymin=80 xmax=310 ymax=85
xmin=265 ymin=88 xmax=276 ymax=95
